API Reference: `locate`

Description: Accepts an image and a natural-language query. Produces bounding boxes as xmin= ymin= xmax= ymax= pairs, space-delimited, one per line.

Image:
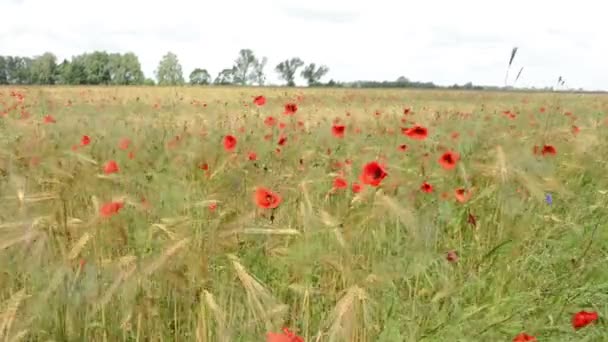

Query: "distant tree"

xmin=232 ymin=49 xmax=258 ymax=85
xmin=155 ymin=52 xmax=185 ymax=86
xmin=108 ymin=52 xmax=144 ymax=85
xmin=5 ymin=56 xmax=33 ymax=84
xmin=143 ymin=78 xmax=156 ymax=86
xmin=301 ymin=63 xmax=329 ymax=86
xmin=81 ymin=51 xmax=111 ymax=84
xmin=64 ymin=56 xmax=87 ymax=85
xmin=189 ymin=68 xmax=211 ymax=85
xmin=396 ymin=76 xmax=410 ymax=84
xmin=214 ymin=68 xmax=236 ymax=85
xmin=251 ymin=57 xmax=267 ymax=85
xmin=30 ymin=52 xmax=57 ymax=84
xmin=0 ymin=56 xmax=7 ymax=85
xmin=275 ymin=58 xmax=304 ymax=86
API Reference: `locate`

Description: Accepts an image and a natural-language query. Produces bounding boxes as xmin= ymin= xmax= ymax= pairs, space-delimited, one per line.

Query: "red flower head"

xmin=266 ymin=328 xmax=304 ymax=342
xmin=352 ymin=182 xmax=363 ymax=193
xmin=264 ymin=116 xmax=277 ymax=127
xmin=541 ymin=144 xmax=556 ymax=156
xmin=402 ymin=125 xmax=428 ymax=140
xmin=254 ymin=187 xmax=282 ymax=209
xmin=248 ymin=152 xmax=257 ymax=161
xmin=223 ymin=135 xmax=237 ymax=152
xmin=103 ymin=160 xmax=119 ymax=174
xmin=572 ymin=125 xmax=580 ymax=135
xmin=331 ymin=124 xmax=346 ymax=138
xmin=253 ymin=95 xmax=266 ymax=106
xmin=455 ymin=188 xmax=471 ymax=203
xmin=398 ymin=144 xmax=408 ymax=152
xmin=278 ymin=135 xmax=287 ymax=146
xmin=359 ymin=161 xmax=388 ymax=187
xmin=420 ymin=182 xmax=433 ymax=193
xmin=512 ymin=333 xmax=536 ymax=342
xmin=284 ymin=103 xmax=298 ymax=115
xmin=81 ymin=135 xmax=91 ymax=146
xmin=438 ymin=151 xmax=460 ymax=170
xmin=118 ymin=138 xmax=131 ymax=150
xmin=43 ymin=115 xmax=56 ymax=124
xmin=333 ymin=177 xmax=348 ymax=190
xmin=100 ymin=201 xmax=124 ymax=218
xmin=572 ymin=310 xmax=598 ymax=330
xmin=446 ymin=250 xmax=459 ymax=263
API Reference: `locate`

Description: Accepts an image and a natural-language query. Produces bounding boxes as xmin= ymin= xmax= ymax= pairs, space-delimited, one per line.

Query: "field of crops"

xmin=0 ymin=86 xmax=607 ymax=341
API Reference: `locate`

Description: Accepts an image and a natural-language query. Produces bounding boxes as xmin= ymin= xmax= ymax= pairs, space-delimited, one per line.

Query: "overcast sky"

xmin=1 ymin=0 xmax=606 ymax=90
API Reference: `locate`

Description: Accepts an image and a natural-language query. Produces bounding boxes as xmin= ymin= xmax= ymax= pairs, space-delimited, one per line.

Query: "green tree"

xmin=214 ymin=68 xmax=236 ymax=85
xmin=0 ymin=56 xmax=7 ymax=85
xmin=252 ymin=57 xmax=267 ymax=86
xmin=108 ymin=53 xmax=144 ymax=85
xmin=81 ymin=51 xmax=111 ymax=84
xmin=275 ymin=58 xmax=304 ymax=86
xmin=30 ymin=52 xmax=57 ymax=84
xmin=232 ymin=49 xmax=258 ymax=85
xmin=64 ymin=56 xmax=87 ymax=85
xmin=5 ymin=57 xmax=33 ymax=84
xmin=301 ymin=63 xmax=329 ymax=86
xmin=189 ymin=68 xmax=211 ymax=85
xmin=155 ymin=52 xmax=184 ymax=86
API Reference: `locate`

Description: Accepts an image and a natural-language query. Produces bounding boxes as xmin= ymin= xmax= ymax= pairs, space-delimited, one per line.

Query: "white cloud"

xmin=1 ymin=0 xmax=607 ymax=89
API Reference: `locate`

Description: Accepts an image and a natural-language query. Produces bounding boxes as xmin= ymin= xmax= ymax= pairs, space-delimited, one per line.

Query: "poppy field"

xmin=1 ymin=86 xmax=607 ymax=341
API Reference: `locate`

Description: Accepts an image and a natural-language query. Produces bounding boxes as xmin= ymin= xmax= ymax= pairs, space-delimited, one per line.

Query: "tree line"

xmin=0 ymin=49 xmax=330 ymax=87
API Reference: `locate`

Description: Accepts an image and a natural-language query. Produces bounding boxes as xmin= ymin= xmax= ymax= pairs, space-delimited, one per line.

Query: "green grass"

xmin=0 ymin=86 xmax=607 ymax=341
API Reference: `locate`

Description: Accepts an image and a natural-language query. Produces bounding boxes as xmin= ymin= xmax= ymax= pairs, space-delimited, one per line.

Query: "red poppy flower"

xmin=352 ymin=182 xmax=363 ymax=193
xmin=572 ymin=125 xmax=580 ymax=135
xmin=278 ymin=122 xmax=287 ymax=130
xmin=248 ymin=152 xmax=257 ymax=161
xmin=398 ymin=144 xmax=408 ymax=152
xmin=438 ymin=151 xmax=460 ymax=170
xmin=199 ymin=162 xmax=209 ymax=171
xmin=208 ymin=203 xmax=217 ymax=212
xmin=420 ymin=182 xmax=433 ymax=193
xmin=512 ymin=333 xmax=536 ymax=342
xmin=264 ymin=116 xmax=277 ymax=127
xmin=333 ymin=177 xmax=348 ymax=190
xmin=266 ymin=328 xmax=304 ymax=342
xmin=572 ymin=310 xmax=598 ymax=329
xmin=43 ymin=115 xmax=56 ymax=124
xmin=103 ymin=160 xmax=119 ymax=174
xmin=446 ymin=250 xmax=459 ymax=263
xmin=284 ymin=103 xmax=298 ymax=115
xmin=539 ymin=107 xmax=546 ymax=113
xmin=118 ymin=138 xmax=131 ymax=150
xmin=402 ymin=125 xmax=428 ymax=140
xmin=100 ymin=201 xmax=124 ymax=218
xmin=81 ymin=135 xmax=91 ymax=146
xmin=254 ymin=187 xmax=282 ymax=209
xmin=128 ymin=151 xmax=135 ymax=160
xmin=541 ymin=145 xmax=556 ymax=156
xmin=359 ymin=161 xmax=388 ymax=187
xmin=278 ymin=135 xmax=287 ymax=146
xmin=253 ymin=95 xmax=266 ymax=106
xmin=403 ymin=108 xmax=411 ymax=115
xmin=455 ymin=188 xmax=471 ymax=203
xmin=223 ymin=135 xmax=237 ymax=152
xmin=332 ymin=124 xmax=346 ymax=138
